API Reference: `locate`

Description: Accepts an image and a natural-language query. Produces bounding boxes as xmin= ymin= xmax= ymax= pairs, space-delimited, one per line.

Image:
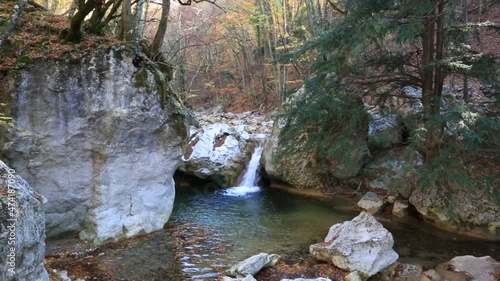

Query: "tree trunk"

xmin=135 ymin=0 xmax=147 ymax=41
xmin=120 ymin=0 xmax=135 ymax=41
xmin=462 ymin=0 xmax=469 ymax=102
xmin=422 ymin=6 xmax=438 ymax=163
xmin=63 ymin=0 xmax=101 ymax=42
xmin=150 ymin=0 xmax=171 ymax=57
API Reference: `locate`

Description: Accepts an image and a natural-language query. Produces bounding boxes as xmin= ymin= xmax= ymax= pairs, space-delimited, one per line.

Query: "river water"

xmin=47 ymin=184 xmax=499 ymax=281
xmin=167 ymin=186 xmax=499 ymax=280
xmin=46 ymin=145 xmax=499 ymax=280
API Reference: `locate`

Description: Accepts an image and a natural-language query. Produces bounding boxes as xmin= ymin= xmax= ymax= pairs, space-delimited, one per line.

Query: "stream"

xmin=46 ymin=146 xmax=499 ymax=281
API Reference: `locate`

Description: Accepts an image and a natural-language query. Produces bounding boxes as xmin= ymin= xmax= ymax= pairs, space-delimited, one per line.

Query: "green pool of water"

xmin=85 ymin=185 xmax=498 ymax=280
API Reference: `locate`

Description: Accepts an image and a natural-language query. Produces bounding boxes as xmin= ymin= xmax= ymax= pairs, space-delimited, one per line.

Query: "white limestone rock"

xmin=392 ymin=200 xmax=409 ymax=218
xmin=436 ymin=255 xmax=500 ymax=281
xmin=344 ymin=271 xmax=362 ymax=281
xmin=357 ymin=192 xmax=385 ymax=215
xmin=226 ymin=253 xmax=281 ymax=277
xmin=0 ymin=47 xmax=188 ymax=244
xmin=310 ymin=212 xmax=399 ymax=277
xmin=179 ymin=123 xmax=253 ymax=187
xmin=0 ymin=161 xmax=49 ymax=281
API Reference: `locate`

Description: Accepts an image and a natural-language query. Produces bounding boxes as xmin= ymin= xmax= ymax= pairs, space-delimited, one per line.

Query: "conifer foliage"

xmin=278 ymin=0 xmax=499 ymax=193
xmin=285 ymin=0 xmax=499 ymax=162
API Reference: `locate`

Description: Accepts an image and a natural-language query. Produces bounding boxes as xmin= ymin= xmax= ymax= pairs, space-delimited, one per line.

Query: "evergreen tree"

xmin=286 ymin=0 xmax=499 ymax=163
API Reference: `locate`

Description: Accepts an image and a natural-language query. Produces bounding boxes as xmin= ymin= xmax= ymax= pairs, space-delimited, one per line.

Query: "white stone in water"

xmin=225 ymin=253 xmax=281 ymax=277
xmin=392 ymin=200 xmax=409 ymax=218
xmin=310 ymin=212 xmax=398 ymax=277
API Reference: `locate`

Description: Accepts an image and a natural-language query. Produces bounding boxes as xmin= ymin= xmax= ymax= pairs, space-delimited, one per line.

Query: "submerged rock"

xmin=420 ymin=269 xmax=445 ymax=281
xmin=380 ymin=262 xmax=423 ymax=281
xmin=225 ymin=253 xmax=281 ymax=277
xmin=0 ymin=47 xmax=188 ymax=244
xmin=310 ymin=212 xmax=398 ymax=277
xmin=0 ymin=161 xmax=49 ymax=281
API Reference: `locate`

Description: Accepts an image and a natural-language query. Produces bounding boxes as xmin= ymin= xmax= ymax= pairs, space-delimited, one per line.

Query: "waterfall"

xmin=223 ymin=144 xmax=264 ymax=196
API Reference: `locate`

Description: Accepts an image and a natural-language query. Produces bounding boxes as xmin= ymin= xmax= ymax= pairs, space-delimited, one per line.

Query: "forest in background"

xmin=1 ymin=0 xmax=499 ymax=175
xmin=1 ymin=0 xmax=498 ymax=114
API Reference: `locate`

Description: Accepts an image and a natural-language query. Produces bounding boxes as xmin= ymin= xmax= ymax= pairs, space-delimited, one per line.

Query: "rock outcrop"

xmin=261 ymin=118 xmax=323 ymax=189
xmin=0 ymin=161 xmax=49 ymax=281
xmin=409 ymin=181 xmax=500 ymax=236
xmin=310 ymin=212 xmax=398 ymax=277
xmin=0 ymin=47 xmax=188 ymax=244
xmin=262 ymin=85 xmax=370 ymax=190
xmin=180 ymin=123 xmax=253 ymax=187
xmin=179 ymin=109 xmax=272 ymax=187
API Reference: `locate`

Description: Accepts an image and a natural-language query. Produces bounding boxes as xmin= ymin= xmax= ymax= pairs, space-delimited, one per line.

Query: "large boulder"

xmin=179 ymin=108 xmax=273 ymax=187
xmin=362 ymin=146 xmax=423 ymax=198
xmin=262 ymin=85 xmax=370 ymax=190
xmin=436 ymin=255 xmax=500 ymax=281
xmin=310 ymin=212 xmax=398 ymax=277
xmin=179 ymin=123 xmax=254 ymax=187
xmin=0 ymin=47 xmax=188 ymax=244
xmin=261 ymin=119 xmax=323 ymax=189
xmin=409 ymin=180 xmax=500 ymax=236
xmin=0 ymin=161 xmax=49 ymax=281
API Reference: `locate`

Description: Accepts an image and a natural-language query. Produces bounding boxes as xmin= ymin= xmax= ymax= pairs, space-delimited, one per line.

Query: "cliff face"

xmin=0 ymin=161 xmax=49 ymax=281
xmin=0 ymin=47 xmax=188 ymax=244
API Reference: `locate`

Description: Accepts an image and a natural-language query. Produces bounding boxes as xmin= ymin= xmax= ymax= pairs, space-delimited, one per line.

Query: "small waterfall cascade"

xmin=223 ymin=144 xmax=264 ymax=196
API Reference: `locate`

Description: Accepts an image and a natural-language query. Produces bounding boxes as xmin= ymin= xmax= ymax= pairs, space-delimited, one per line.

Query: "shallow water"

xmin=48 ymin=186 xmax=499 ymax=280
xmin=169 ymin=187 xmax=499 ymax=279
